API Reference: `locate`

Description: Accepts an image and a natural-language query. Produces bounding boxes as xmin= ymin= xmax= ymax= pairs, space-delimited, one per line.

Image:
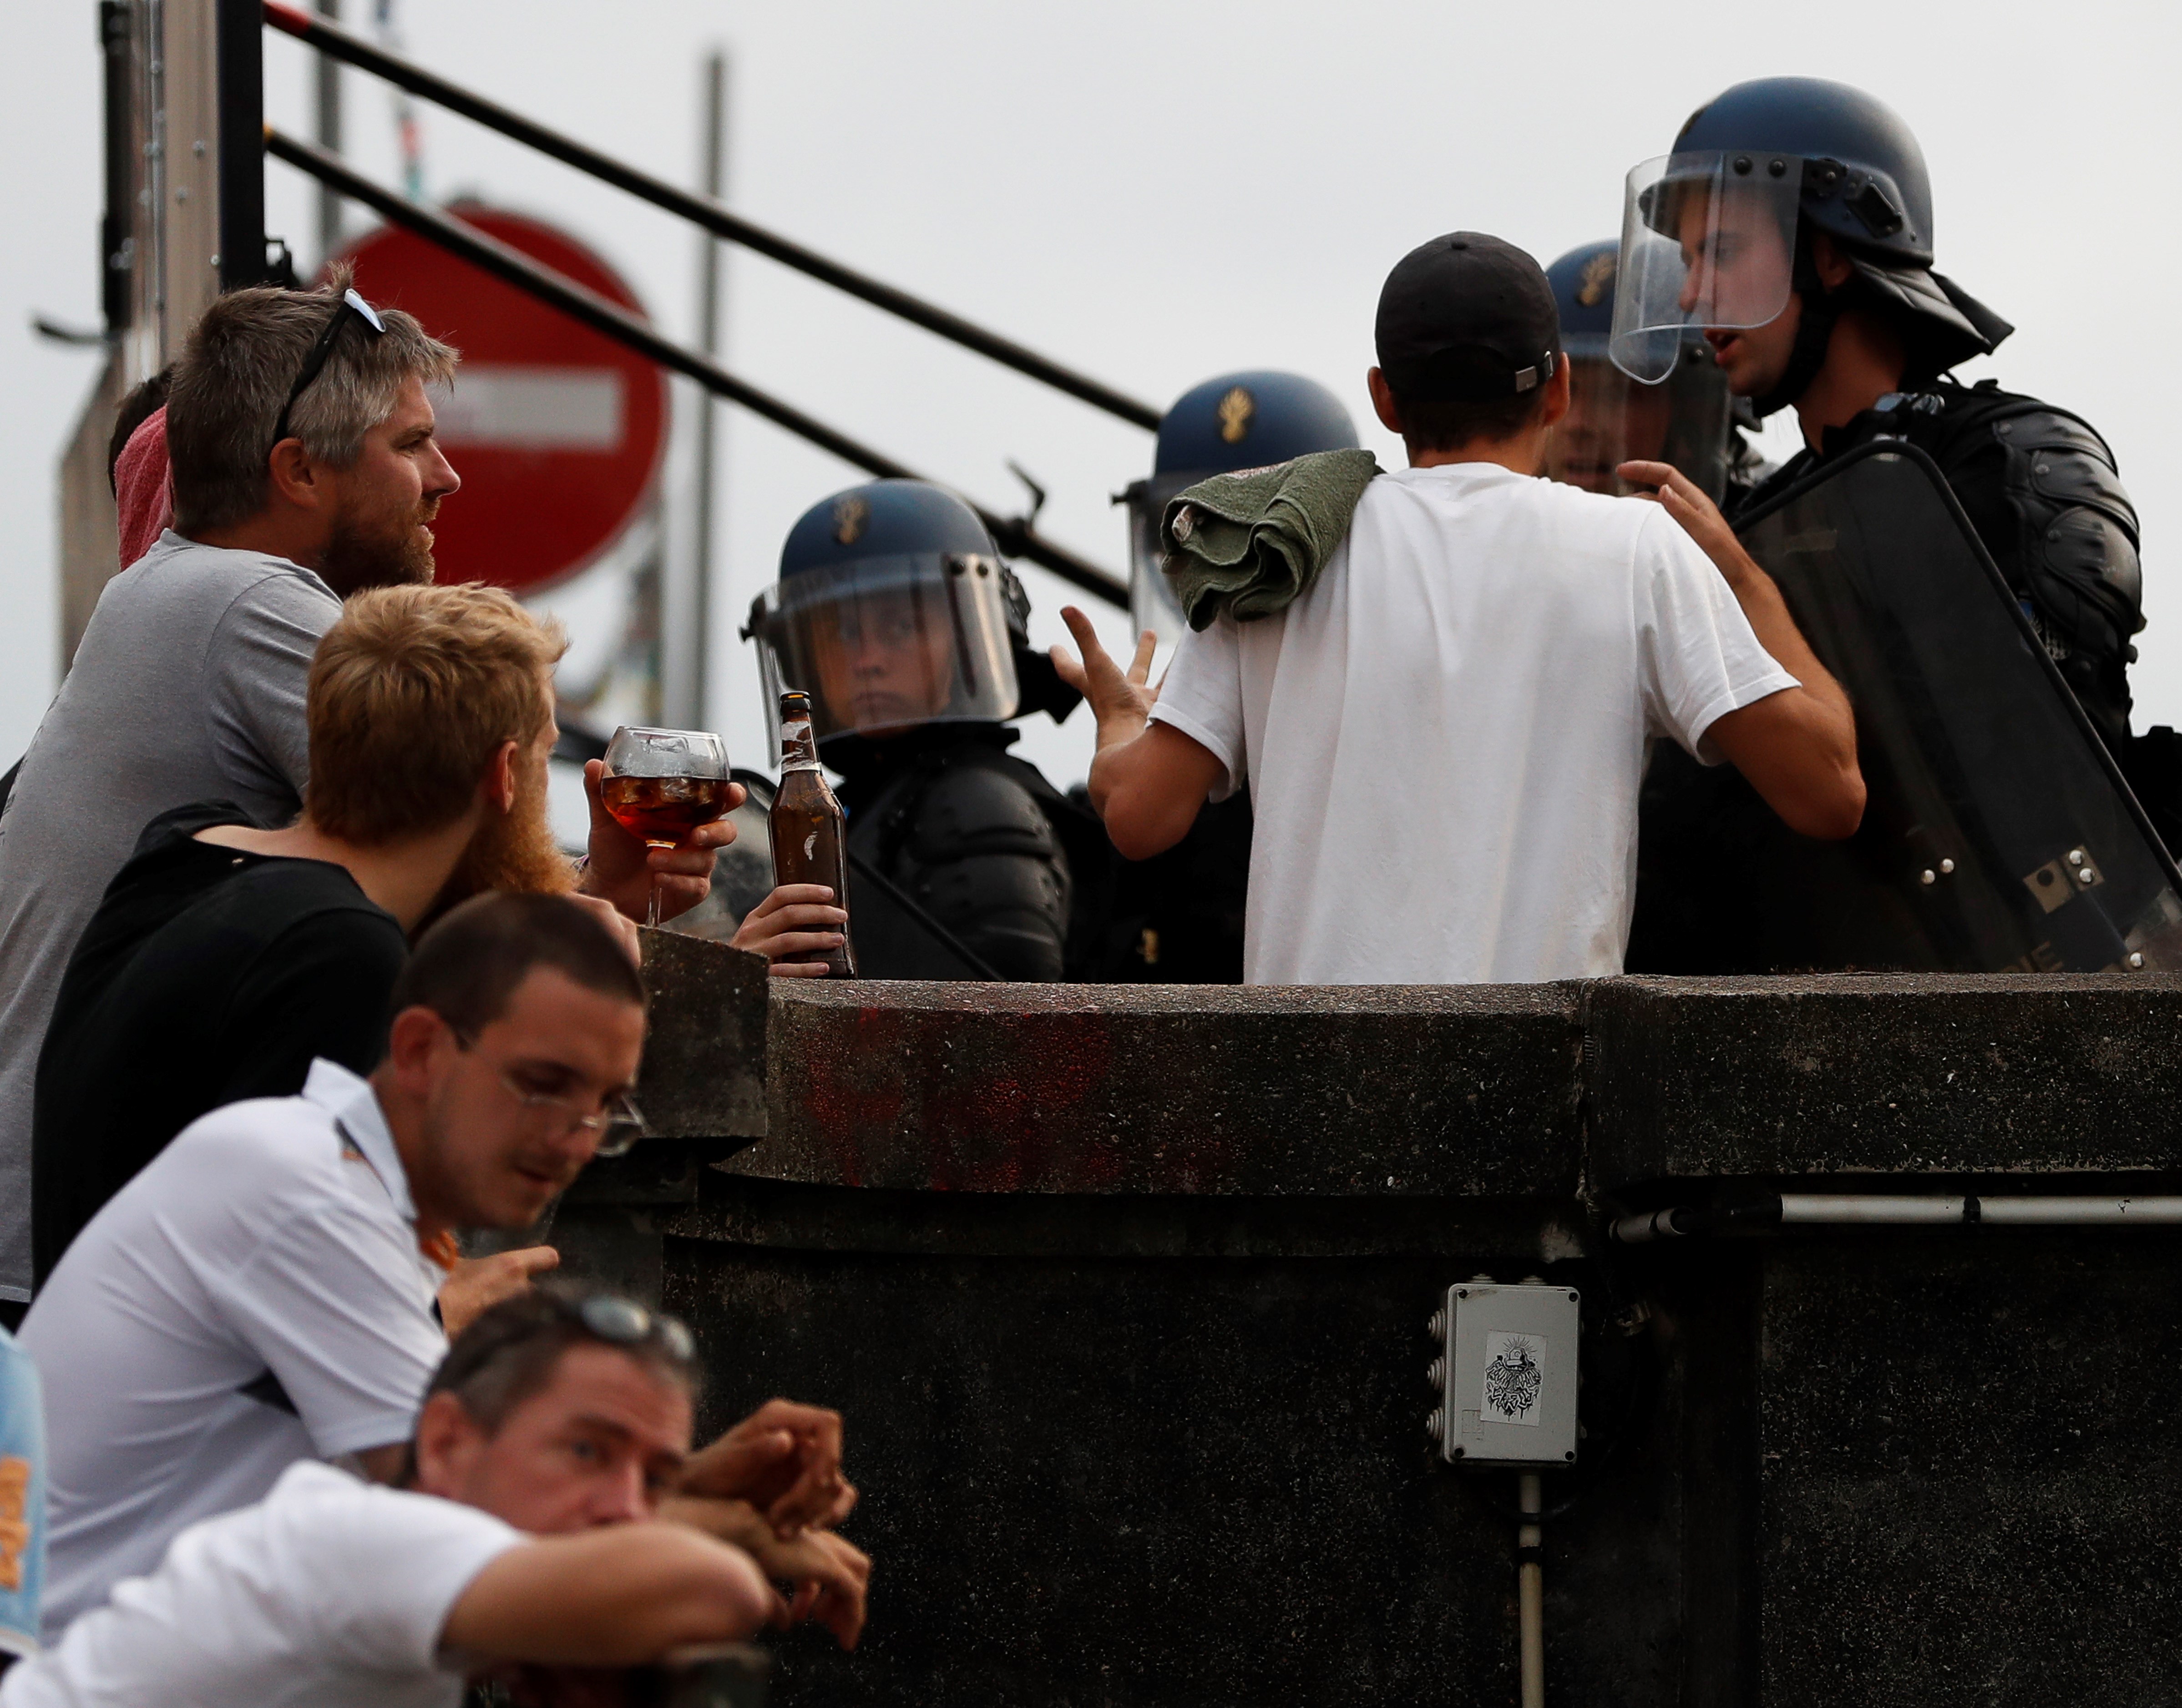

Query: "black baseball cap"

xmin=1375 ymin=233 xmax=1562 ymax=403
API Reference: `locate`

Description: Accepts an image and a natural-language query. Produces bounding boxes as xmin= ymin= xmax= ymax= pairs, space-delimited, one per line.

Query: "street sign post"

xmin=337 ymin=205 xmax=668 ymax=596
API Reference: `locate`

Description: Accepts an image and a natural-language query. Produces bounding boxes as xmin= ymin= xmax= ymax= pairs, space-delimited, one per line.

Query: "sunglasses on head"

xmin=578 ymin=1294 xmax=697 ymax=1364
xmin=269 ymin=287 xmax=386 ymax=452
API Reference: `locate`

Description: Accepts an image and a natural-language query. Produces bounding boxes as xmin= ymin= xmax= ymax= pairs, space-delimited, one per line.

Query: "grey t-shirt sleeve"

xmin=204 ymin=571 xmax=339 ymax=803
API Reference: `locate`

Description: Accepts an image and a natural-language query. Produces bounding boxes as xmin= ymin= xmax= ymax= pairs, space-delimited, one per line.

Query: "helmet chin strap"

xmin=1750 ymin=232 xmax=1846 ymax=420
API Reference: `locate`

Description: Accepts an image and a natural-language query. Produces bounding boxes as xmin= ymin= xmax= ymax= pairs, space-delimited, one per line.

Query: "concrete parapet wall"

xmin=635 ymin=929 xmax=769 ymax=1142
xmin=1588 ymin=973 xmax=2182 ymax=1184
xmin=748 ymin=980 xmax=1584 ymax=1197
xmin=626 ymin=950 xmax=2182 ymax=1195
xmin=619 ymin=946 xmax=2182 ymax=1707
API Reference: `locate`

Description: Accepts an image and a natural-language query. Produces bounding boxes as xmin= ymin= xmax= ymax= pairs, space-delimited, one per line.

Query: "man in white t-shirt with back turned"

xmin=1057 ymin=231 xmax=1864 ymax=984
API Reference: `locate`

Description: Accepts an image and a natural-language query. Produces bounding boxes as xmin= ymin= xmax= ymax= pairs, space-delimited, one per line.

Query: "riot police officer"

xmin=1618 ymin=77 xmax=2171 ymax=972
xmin=1106 ymin=372 xmax=1361 ymax=980
xmin=1120 ymin=371 xmax=1361 ymax=648
xmin=1540 ymin=238 xmax=1744 ymax=502
xmin=1609 ymin=76 xmax=2142 ymax=754
xmin=743 ymin=479 xmax=1102 ymax=980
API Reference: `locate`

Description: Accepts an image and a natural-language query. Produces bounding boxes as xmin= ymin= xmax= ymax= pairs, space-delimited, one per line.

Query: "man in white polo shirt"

xmin=1058 ymin=232 xmax=1865 ymax=985
xmin=1 ymin=1288 xmax=868 ymax=1708
xmin=18 ymin=891 xmax=651 ymax=1642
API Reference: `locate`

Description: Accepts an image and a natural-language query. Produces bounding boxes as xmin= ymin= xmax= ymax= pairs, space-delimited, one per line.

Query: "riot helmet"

xmin=1121 ymin=371 xmax=1359 ymax=644
xmin=1611 ymin=77 xmax=2012 ymax=411
xmin=1541 ymin=239 xmax=1734 ymax=501
xmin=744 ymin=480 xmax=1038 ymax=750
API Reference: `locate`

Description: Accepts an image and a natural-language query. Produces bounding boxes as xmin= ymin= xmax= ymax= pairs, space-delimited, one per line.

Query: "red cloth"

xmin=114 ymin=404 xmax=172 ymax=568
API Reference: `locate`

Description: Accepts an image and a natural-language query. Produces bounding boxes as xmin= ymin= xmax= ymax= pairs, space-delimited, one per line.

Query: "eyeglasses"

xmin=453 ymin=1030 xmax=648 ymax=1159
xmin=501 ymin=1072 xmax=647 ymax=1158
xmin=269 ymin=286 xmax=386 ymax=452
xmin=579 ymin=1295 xmax=696 ymax=1364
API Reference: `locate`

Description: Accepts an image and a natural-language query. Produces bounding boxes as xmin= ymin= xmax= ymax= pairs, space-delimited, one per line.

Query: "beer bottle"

xmin=769 ymin=690 xmax=858 ymax=977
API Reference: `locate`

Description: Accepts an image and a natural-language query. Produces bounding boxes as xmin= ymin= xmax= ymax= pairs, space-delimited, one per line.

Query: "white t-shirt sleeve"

xmin=1148 ymin=618 xmax=1246 ymax=801
xmin=213 ymin=1198 xmax=447 ymax=1459
xmin=1635 ymin=507 xmax=1801 ymax=764
xmin=282 ymin=1472 xmax=525 ymax=1670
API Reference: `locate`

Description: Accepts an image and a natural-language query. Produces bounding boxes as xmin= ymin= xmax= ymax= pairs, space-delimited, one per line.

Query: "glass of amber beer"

xmin=600 ymin=726 xmax=733 ymax=927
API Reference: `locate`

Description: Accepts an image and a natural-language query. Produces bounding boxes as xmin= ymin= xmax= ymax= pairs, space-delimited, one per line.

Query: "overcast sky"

xmin=4 ymin=0 xmax=2179 ymax=791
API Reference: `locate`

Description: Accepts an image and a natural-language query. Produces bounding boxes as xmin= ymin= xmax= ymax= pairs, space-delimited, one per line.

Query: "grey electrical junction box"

xmin=1433 ymin=1281 xmax=1580 ymax=1467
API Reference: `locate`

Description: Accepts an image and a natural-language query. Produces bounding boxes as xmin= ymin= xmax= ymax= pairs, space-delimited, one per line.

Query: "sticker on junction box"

xmin=1482 ymin=1331 xmax=1545 ymax=1426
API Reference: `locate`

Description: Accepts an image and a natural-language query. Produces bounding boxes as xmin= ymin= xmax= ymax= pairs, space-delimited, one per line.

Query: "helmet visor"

xmin=748 ymin=553 xmax=1021 ymax=745
xmin=1125 ymin=473 xmax=1195 ymax=647
xmin=1611 ymin=152 xmax=1802 ymax=382
xmin=1543 ymin=346 xmax=1733 ymax=502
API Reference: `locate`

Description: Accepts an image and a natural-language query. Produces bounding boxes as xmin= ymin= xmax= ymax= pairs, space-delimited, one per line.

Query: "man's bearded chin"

xmin=422 ymin=767 xmax=576 ymax=928
xmin=319 ymin=498 xmax=438 ymax=596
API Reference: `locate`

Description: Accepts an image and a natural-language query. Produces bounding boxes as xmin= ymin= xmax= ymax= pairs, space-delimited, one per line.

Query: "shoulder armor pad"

xmin=1990 ymin=406 xmax=2135 ymax=536
xmin=1992 ymin=406 xmax=2143 ymax=649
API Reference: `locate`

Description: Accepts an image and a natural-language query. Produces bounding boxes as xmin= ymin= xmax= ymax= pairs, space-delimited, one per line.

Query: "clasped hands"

xmin=664 ymin=1398 xmax=867 ymax=1651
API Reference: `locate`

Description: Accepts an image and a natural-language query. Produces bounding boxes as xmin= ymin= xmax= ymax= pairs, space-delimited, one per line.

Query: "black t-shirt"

xmin=31 ymin=801 xmax=407 ymax=1283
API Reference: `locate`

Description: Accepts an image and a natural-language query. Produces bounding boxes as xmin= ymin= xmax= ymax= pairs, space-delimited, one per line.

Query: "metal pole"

xmin=1516 ymin=1472 xmax=1545 ymax=1708
xmin=215 ymin=0 xmax=266 ymax=288
xmin=682 ymin=48 xmax=726 ymax=728
xmin=264 ymin=129 xmax=1131 ymax=607
xmin=313 ymin=0 xmax=341 ymax=260
xmin=260 ymin=0 xmax=1162 ymax=430
xmin=99 ymin=1 xmax=135 ymax=336
xmin=161 ymin=0 xmax=227 ymax=347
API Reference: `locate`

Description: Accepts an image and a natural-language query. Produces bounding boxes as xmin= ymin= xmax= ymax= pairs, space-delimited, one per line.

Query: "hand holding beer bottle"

xmin=767 ymin=692 xmax=858 ymax=978
xmin=600 ymin=727 xmax=734 ymax=928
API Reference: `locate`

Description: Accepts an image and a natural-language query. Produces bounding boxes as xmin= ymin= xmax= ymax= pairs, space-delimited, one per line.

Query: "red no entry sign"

xmin=335 ymin=205 xmax=669 ymax=596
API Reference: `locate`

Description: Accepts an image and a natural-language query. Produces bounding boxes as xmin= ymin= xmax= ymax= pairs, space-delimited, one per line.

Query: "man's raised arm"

xmin=1620 ymin=460 xmax=1866 ymax=842
xmin=1052 ymin=607 xmax=1227 ymax=861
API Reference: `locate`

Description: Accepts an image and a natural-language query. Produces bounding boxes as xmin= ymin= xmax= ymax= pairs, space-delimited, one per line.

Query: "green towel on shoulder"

xmin=1159 ymin=447 xmax=1382 ymax=630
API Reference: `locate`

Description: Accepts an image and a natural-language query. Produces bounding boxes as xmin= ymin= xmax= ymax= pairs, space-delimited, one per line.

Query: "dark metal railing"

xmin=262 ymin=0 xmax=1161 ymax=430
xmin=265 ymin=130 xmax=1130 ymax=606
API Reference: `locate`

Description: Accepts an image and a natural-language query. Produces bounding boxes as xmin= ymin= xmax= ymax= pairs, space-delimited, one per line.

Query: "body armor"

xmin=1736 ymin=380 xmax=2143 ymax=751
xmin=834 ymin=728 xmax=1108 ymax=983
xmin=1630 ymin=441 xmax=2181 ymax=975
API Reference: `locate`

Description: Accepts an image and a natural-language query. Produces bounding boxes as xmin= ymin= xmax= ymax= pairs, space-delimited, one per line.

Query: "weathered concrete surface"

xmin=716 ymin=973 xmax=2182 ymax=1198
xmin=671 ymin=1234 xmax=1692 ymax=1708
xmin=1758 ymin=1233 xmax=2182 ymax=1705
xmin=747 ymin=979 xmax=1584 ymax=1197
xmin=639 ymin=971 xmax=2182 ymax=1707
xmin=1588 ymin=973 xmax=2182 ymax=1188
xmin=635 ymin=928 xmax=768 ymax=1141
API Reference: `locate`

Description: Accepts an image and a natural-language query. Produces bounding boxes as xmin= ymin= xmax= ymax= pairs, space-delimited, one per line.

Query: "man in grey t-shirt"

xmin=0 ymin=277 xmax=725 ymax=1310
xmin=0 ymin=278 xmax=460 ymax=1312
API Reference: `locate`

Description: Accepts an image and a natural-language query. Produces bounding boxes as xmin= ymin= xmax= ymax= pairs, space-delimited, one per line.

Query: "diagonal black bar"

xmin=266 ymin=131 xmax=1130 ymax=607
xmin=263 ymin=0 xmax=1162 ymax=431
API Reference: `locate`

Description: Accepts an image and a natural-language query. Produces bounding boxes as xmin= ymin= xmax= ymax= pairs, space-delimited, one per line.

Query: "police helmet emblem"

xmin=832 ymin=494 xmax=870 ymax=546
xmin=1215 ymin=385 xmax=1256 ymax=445
xmin=1483 ymin=1335 xmax=1543 ymax=1423
xmin=1576 ymin=252 xmax=1616 ymax=308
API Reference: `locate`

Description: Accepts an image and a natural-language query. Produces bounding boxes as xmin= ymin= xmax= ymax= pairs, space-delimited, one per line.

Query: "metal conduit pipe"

xmin=262 ymin=1 xmax=1165 ymax=430
xmin=1515 ymin=1472 xmax=1545 ymax=1708
xmin=1611 ymin=1194 xmax=2182 ymax=1243
xmin=265 ymin=131 xmax=1133 ymax=608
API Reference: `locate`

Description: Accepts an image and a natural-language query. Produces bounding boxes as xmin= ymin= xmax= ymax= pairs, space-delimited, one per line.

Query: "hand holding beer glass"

xmin=600 ymin=727 xmax=734 ymax=928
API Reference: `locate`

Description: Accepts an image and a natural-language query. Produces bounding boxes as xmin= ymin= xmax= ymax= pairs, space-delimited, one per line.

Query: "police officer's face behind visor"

xmin=809 ymin=592 xmax=957 ymax=737
xmin=1677 ymin=190 xmax=1801 ymax=399
xmin=1547 ymin=359 xmax=1673 ymax=494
